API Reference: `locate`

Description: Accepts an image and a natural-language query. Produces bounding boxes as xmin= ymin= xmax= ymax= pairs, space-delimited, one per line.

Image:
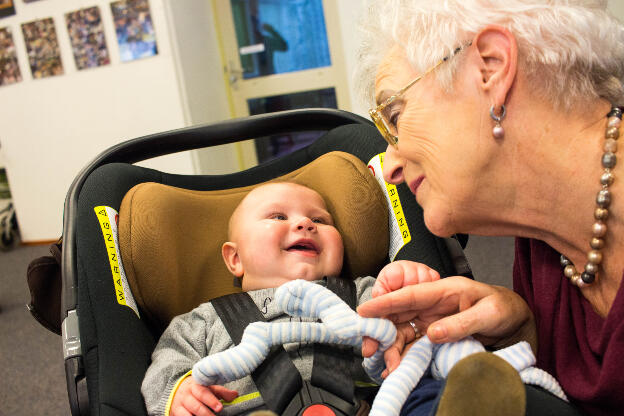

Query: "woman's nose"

xmin=382 ymin=144 xmax=405 ymax=184
xmin=295 ymin=217 xmax=316 ymax=232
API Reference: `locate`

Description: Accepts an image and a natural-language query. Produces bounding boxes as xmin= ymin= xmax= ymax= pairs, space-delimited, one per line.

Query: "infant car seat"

xmin=53 ymin=108 xmax=471 ymax=416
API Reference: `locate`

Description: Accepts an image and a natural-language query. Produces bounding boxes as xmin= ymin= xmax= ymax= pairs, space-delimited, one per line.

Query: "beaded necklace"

xmin=560 ymin=107 xmax=622 ymax=287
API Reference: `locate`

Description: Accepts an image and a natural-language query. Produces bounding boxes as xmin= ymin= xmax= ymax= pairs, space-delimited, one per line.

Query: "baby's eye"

xmin=312 ymin=217 xmax=325 ymax=224
xmin=270 ymin=213 xmax=287 ymax=220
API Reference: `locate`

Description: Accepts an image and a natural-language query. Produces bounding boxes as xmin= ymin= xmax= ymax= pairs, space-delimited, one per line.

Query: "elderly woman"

xmin=356 ymin=1 xmax=624 ymax=415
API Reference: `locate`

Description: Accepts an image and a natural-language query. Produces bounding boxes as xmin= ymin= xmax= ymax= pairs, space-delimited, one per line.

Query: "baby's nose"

xmin=296 ymin=217 xmax=316 ymax=231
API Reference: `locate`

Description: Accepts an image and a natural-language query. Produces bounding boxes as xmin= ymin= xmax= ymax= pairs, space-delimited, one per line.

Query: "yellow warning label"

xmin=379 ymin=153 xmax=411 ymax=245
xmin=94 ymin=206 xmax=139 ymax=317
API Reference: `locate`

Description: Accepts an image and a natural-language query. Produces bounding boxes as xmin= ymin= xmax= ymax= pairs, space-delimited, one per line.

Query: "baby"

xmin=141 ymin=181 xmax=438 ymax=416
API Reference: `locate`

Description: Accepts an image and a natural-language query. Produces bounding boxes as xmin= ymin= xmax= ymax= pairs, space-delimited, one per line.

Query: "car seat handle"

xmin=61 ymin=109 xmax=370 ymax=319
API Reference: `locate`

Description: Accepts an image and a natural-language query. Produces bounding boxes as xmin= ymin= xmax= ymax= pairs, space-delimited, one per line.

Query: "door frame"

xmin=211 ymin=0 xmax=351 ymax=169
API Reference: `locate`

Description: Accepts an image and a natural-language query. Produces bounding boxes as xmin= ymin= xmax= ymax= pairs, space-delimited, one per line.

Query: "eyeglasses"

xmin=369 ymin=42 xmax=472 ymax=148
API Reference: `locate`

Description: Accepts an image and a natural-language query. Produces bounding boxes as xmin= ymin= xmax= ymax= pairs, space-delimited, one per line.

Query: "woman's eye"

xmin=389 ymin=111 xmax=400 ymax=128
xmin=270 ymin=214 xmax=287 ymax=220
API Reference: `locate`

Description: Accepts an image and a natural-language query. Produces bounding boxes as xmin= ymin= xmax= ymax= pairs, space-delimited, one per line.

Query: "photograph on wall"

xmin=0 ymin=27 xmax=21 ymax=86
xmin=0 ymin=0 xmax=16 ymax=19
xmin=110 ymin=0 xmax=158 ymax=62
xmin=21 ymin=18 xmax=64 ymax=79
xmin=66 ymin=6 xmax=110 ymax=70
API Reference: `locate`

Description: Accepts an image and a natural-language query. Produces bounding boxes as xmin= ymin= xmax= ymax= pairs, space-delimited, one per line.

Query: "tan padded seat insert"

xmin=118 ymin=151 xmax=389 ymax=330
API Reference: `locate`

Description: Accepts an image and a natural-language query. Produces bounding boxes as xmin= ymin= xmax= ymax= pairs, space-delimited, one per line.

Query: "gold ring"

xmin=409 ymin=321 xmax=421 ymax=338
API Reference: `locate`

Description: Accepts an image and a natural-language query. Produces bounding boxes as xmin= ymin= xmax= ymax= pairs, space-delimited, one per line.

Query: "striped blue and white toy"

xmin=192 ymin=279 xmax=566 ymax=416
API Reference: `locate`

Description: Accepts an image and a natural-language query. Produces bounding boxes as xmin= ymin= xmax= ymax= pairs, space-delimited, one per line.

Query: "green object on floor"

xmin=435 ymin=352 xmax=526 ymax=416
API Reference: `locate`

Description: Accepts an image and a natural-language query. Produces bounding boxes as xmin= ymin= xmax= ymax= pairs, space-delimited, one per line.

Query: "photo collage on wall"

xmin=0 ymin=1 xmax=16 ymax=19
xmin=111 ymin=0 xmax=157 ymax=62
xmin=66 ymin=6 xmax=110 ymax=70
xmin=0 ymin=0 xmax=158 ymax=87
xmin=22 ymin=17 xmax=63 ymax=78
xmin=0 ymin=27 xmax=20 ymax=85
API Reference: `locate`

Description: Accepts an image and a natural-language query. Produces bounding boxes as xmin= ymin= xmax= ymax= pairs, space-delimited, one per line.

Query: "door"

xmin=213 ymin=0 xmax=351 ymax=168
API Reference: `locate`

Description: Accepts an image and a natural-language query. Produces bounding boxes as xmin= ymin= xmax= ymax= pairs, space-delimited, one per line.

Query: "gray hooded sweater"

xmin=141 ymin=276 xmax=376 ymax=415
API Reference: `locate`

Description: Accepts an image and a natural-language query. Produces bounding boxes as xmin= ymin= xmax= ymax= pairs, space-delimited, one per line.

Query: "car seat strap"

xmin=211 ymin=293 xmax=303 ymax=414
xmin=311 ymin=277 xmax=357 ymax=403
xmin=325 ymin=276 xmax=357 ymax=308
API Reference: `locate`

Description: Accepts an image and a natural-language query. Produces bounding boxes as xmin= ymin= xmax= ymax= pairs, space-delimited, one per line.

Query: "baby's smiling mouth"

xmin=286 ymin=240 xmax=319 ymax=255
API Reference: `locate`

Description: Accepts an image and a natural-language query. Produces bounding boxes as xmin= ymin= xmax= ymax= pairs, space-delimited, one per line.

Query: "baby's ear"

xmin=222 ymin=241 xmax=244 ymax=277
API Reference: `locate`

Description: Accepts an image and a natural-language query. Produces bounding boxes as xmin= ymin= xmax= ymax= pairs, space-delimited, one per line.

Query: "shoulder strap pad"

xmin=211 ymin=292 xmax=303 ymax=414
xmin=311 ymin=277 xmax=357 ymax=403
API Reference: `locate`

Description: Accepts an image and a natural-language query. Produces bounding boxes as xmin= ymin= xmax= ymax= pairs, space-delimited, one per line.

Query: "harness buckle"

xmin=302 ymin=404 xmax=337 ymax=416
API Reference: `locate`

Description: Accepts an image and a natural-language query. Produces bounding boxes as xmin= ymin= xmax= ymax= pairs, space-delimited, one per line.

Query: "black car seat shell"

xmin=59 ymin=109 xmax=470 ymax=416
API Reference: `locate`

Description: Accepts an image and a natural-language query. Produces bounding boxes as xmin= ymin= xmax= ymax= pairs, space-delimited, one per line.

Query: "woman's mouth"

xmin=409 ymin=176 xmax=425 ymax=196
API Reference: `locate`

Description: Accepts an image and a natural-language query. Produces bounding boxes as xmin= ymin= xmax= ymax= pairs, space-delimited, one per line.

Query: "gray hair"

xmin=355 ymin=0 xmax=624 ymax=110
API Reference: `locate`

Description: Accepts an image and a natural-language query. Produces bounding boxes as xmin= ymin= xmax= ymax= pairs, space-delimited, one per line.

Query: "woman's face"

xmin=376 ymin=45 xmax=493 ymax=237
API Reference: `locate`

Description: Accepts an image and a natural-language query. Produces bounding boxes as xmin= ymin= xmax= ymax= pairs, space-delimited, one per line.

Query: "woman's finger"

xmin=359 ymin=276 xmax=532 ymax=348
xmin=358 ymin=280 xmax=449 ymax=317
xmin=384 ymin=344 xmax=403 ymax=374
xmin=358 ymin=277 xmax=490 ymax=318
xmin=398 ymin=321 xmax=422 ymax=344
xmin=385 ymin=322 xmax=424 ymax=371
xmin=426 ymin=293 xmax=517 ymax=343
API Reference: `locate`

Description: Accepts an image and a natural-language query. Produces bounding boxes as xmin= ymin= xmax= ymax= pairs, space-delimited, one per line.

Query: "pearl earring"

xmin=490 ymin=105 xmax=506 ymax=139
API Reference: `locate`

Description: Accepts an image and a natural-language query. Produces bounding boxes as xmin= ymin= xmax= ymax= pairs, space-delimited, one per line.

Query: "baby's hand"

xmin=170 ymin=377 xmax=238 ymax=416
xmin=372 ymin=261 xmax=440 ymax=298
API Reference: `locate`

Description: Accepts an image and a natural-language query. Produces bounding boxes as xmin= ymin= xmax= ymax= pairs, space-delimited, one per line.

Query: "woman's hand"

xmin=170 ymin=377 xmax=238 ymax=416
xmin=362 ymin=261 xmax=440 ymax=375
xmin=359 ymin=276 xmax=536 ymax=354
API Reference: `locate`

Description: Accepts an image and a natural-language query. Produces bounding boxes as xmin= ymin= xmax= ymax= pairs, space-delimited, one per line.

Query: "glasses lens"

xmin=380 ymin=112 xmax=398 ymax=139
xmin=370 ymin=110 xmax=398 ymax=146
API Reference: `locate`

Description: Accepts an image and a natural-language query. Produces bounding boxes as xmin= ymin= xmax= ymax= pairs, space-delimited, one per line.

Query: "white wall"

xmin=335 ymin=0 xmax=368 ymax=118
xmin=164 ymin=0 xmax=241 ymax=174
xmin=1 ymin=0 xmax=370 ymax=242
xmin=0 ymin=0 xmax=194 ymax=242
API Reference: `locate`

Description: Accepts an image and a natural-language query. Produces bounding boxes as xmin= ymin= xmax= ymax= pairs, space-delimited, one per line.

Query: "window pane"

xmin=248 ymin=87 xmax=337 ymax=163
xmin=231 ymin=0 xmax=331 ymax=79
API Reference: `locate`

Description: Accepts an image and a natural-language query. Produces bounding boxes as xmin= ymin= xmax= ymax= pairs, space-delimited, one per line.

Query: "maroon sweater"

xmin=513 ymin=238 xmax=624 ymax=415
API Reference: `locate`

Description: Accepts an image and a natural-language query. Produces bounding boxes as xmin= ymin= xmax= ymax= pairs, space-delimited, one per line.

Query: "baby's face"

xmin=228 ymin=183 xmax=344 ymax=291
